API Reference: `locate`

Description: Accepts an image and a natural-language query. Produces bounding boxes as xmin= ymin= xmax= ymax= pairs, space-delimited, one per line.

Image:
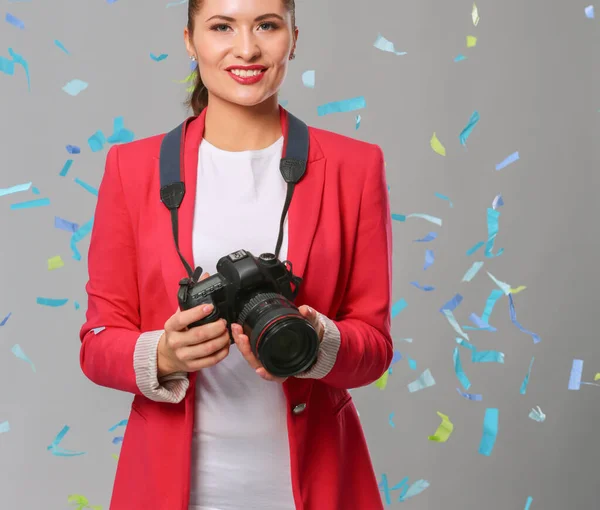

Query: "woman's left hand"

xmin=231 ymin=305 xmax=324 ymax=383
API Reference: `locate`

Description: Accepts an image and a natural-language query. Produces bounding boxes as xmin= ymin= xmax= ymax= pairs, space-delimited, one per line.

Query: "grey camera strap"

xmin=159 ymin=111 xmax=309 ymax=285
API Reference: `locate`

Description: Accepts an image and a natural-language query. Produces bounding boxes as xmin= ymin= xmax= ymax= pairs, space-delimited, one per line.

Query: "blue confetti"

xmin=5 ymin=12 xmax=24 ymax=29
xmin=74 ymin=177 xmax=99 ymax=196
xmin=54 ymin=39 xmax=70 ymax=55
xmin=317 ymin=96 xmax=366 ymax=116
xmin=59 ymin=159 xmax=73 ymax=177
xmin=520 ymin=357 xmax=535 ymax=395
xmin=413 ymin=232 xmax=437 ymax=243
xmin=478 ymin=408 xmax=499 ymax=456
xmin=55 ymin=216 xmax=79 ymax=233
xmin=66 ymin=144 xmax=80 ymax=154
xmin=568 ymin=359 xmax=583 ymax=390
xmin=495 ymin=151 xmax=519 ymax=170
xmin=459 ymin=111 xmax=480 ymax=146
xmin=36 ymin=297 xmax=69 ymax=307
xmin=1 ymin=312 xmax=12 ymax=326
xmin=391 ymin=298 xmax=407 ymax=318
xmin=10 ymin=198 xmax=50 ymax=210
xmin=150 ymin=53 xmax=168 ymax=62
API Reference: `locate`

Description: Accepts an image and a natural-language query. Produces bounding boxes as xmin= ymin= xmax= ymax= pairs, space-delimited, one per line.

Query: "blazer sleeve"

xmin=79 ymin=145 xmax=167 ymax=397
xmin=320 ymin=143 xmax=394 ymax=389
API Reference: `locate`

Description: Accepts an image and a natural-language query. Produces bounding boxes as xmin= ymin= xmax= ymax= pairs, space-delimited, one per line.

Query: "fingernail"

xmin=308 ymin=306 xmax=314 ymax=314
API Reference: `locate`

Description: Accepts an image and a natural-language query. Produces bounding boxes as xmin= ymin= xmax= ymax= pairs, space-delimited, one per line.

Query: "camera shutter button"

xmin=292 ymin=403 xmax=307 ymax=415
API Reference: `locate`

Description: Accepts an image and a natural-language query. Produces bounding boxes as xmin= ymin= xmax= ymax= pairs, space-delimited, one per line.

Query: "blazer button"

xmin=292 ymin=403 xmax=307 ymax=415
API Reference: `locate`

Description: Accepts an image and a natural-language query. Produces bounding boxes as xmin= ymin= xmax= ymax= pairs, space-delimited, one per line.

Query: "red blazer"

xmin=79 ymin=107 xmax=393 ymax=510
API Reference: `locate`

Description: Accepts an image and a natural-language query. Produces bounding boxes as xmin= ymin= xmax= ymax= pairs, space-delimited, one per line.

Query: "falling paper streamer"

xmin=11 ymin=344 xmax=35 ymax=372
xmin=355 ymin=114 xmax=361 ymax=130
xmin=302 ymin=70 xmax=315 ymax=88
xmin=317 ymin=96 xmax=366 ymax=116
xmin=520 ymin=357 xmax=535 ymax=394
xmin=0 ymin=181 xmax=31 ymax=197
xmin=388 ymin=413 xmax=395 ymax=428
xmin=585 ymin=5 xmax=594 ymax=18
xmin=107 ymin=116 xmax=135 ymax=144
xmin=414 ymin=232 xmax=438 ymax=243
xmin=373 ymin=33 xmax=407 ymax=55
xmin=568 ymin=359 xmax=583 ymax=390
xmin=462 ymin=261 xmax=483 ymax=282
xmin=456 ymin=388 xmax=482 ymax=401
xmin=70 ymin=216 xmax=94 ymax=260
xmin=472 ymin=3 xmax=480 ymax=25
xmin=108 ymin=419 xmax=128 ymax=432
xmin=440 ymin=293 xmax=463 ymax=313
xmin=443 ymin=309 xmax=470 ymax=340
xmin=492 ymin=194 xmax=504 ymax=209
xmin=150 ymin=53 xmax=168 ymax=61
xmin=459 ymin=111 xmax=480 ymax=146
xmin=424 ymin=249 xmax=435 ymax=270
xmin=392 ymin=213 xmax=442 ymax=226
xmin=478 ymin=408 xmax=499 ymax=456
xmin=487 ymin=271 xmax=511 ymax=295
xmin=472 ymin=350 xmax=504 ymax=363
xmin=5 ymin=48 xmax=31 ymax=91
xmin=428 ymin=412 xmax=454 ymax=442
xmin=408 ymin=369 xmax=436 ymax=393
xmin=529 ymin=406 xmax=545 ymax=423
xmin=524 ymin=496 xmax=533 ymax=510
xmin=410 ymin=281 xmax=435 ymax=291
xmin=391 ymin=298 xmax=408 ymax=318
xmin=495 ymin=151 xmax=519 ymax=170
xmin=466 ymin=35 xmax=477 ymax=47
xmin=430 ymin=132 xmax=446 ymax=156
xmin=5 ymin=12 xmax=24 ymax=29
xmin=48 ymin=256 xmax=65 ymax=271
xmin=55 ymin=217 xmax=79 ymax=233
xmin=508 ymin=294 xmax=541 ymax=344
xmin=54 ymin=40 xmax=70 ymax=55
xmin=453 ymin=347 xmax=471 ymax=390
xmin=62 ymin=79 xmax=89 ymax=96
xmin=37 ymin=297 xmax=68 ymax=307
xmin=59 ymin=159 xmax=74 ymax=177
xmin=0 ymin=421 xmax=9 ymax=433
xmin=375 ymin=370 xmax=389 ymax=390
xmin=484 ymin=208 xmax=504 ymax=257
xmin=47 ymin=425 xmax=86 ymax=457
xmin=466 ymin=240 xmax=484 ymax=256
xmin=10 ymin=198 xmax=50 ymax=210
xmin=75 ymin=178 xmax=99 ymax=196
xmin=0 ymin=312 xmax=11 ymax=326
xmin=434 ymin=192 xmax=453 ymax=208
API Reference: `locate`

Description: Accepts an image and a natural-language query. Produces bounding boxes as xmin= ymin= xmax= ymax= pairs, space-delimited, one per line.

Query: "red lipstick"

xmin=225 ymin=65 xmax=267 ymax=85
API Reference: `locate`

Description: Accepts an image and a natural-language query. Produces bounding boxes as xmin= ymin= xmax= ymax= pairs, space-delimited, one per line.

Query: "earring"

xmin=289 ymin=53 xmax=296 ymax=60
xmin=189 ymin=55 xmax=196 ymax=61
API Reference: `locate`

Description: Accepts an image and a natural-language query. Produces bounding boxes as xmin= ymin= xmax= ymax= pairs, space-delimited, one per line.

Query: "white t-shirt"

xmin=188 ymin=135 xmax=296 ymax=510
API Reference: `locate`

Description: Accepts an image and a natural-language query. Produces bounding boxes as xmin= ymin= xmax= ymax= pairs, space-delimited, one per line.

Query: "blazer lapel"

xmin=158 ymin=106 xmax=325 ymax=313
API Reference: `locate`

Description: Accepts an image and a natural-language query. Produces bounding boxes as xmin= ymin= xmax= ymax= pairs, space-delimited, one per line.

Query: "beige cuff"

xmin=295 ymin=312 xmax=341 ymax=379
xmin=133 ymin=330 xmax=189 ymax=403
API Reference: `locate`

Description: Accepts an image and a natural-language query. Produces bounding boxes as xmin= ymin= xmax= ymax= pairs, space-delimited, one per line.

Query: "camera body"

xmin=177 ymin=249 xmax=319 ymax=377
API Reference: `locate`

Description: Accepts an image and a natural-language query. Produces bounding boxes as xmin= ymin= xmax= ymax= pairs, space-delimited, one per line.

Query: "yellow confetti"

xmin=467 ymin=35 xmax=477 ymax=48
xmin=430 ymin=132 xmax=446 ymax=156
xmin=509 ymin=285 xmax=527 ymax=294
xmin=472 ymin=3 xmax=480 ymax=26
xmin=174 ymin=71 xmax=195 ymax=84
xmin=375 ymin=369 xmax=389 ymax=390
xmin=428 ymin=411 xmax=454 ymax=442
xmin=48 ymin=255 xmax=64 ymax=271
xmin=111 ymin=453 xmax=119 ymax=461
xmin=594 ymin=373 xmax=600 ymax=381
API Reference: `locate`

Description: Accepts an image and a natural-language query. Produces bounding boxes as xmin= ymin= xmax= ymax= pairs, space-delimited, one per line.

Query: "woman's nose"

xmin=232 ymin=31 xmax=261 ymax=60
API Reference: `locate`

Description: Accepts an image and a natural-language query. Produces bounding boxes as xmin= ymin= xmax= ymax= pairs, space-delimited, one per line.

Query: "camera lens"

xmin=237 ymin=292 xmax=319 ymax=377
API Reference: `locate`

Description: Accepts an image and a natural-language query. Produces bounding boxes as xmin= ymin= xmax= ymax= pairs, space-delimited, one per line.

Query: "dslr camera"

xmin=178 ymin=249 xmax=319 ymax=377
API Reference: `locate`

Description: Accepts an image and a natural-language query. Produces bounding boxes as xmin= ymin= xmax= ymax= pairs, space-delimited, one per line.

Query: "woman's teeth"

xmin=230 ymin=69 xmax=263 ymax=77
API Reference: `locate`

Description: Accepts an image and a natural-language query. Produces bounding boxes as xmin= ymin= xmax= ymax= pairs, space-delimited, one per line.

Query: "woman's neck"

xmin=203 ymin=96 xmax=282 ymax=152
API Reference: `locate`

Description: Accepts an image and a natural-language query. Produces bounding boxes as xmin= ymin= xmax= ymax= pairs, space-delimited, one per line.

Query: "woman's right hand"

xmin=157 ymin=273 xmax=230 ymax=377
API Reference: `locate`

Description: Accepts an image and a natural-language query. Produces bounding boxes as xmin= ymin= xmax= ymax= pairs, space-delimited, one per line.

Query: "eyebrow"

xmin=205 ymin=13 xmax=285 ymax=23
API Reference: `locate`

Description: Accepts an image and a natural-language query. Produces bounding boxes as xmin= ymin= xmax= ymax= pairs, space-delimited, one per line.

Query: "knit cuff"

xmin=295 ymin=312 xmax=341 ymax=379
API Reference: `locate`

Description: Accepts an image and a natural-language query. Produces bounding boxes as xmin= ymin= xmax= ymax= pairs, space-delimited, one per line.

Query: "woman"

xmin=79 ymin=0 xmax=393 ymax=508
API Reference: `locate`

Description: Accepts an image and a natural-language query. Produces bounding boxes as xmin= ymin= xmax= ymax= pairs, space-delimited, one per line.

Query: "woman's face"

xmin=185 ymin=0 xmax=297 ymax=108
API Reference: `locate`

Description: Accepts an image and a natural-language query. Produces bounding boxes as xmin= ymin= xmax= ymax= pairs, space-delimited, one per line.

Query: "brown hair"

xmin=186 ymin=0 xmax=296 ymax=116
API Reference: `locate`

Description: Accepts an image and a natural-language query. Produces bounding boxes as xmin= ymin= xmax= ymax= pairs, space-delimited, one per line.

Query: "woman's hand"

xmin=231 ymin=305 xmax=324 ymax=383
xmin=157 ymin=272 xmax=231 ymax=377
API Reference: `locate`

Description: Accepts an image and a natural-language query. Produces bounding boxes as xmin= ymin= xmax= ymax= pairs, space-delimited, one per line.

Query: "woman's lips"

xmin=227 ymin=69 xmax=267 ymax=85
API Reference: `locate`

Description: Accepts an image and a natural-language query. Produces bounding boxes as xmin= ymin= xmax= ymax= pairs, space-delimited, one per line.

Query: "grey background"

xmin=0 ymin=0 xmax=598 ymax=508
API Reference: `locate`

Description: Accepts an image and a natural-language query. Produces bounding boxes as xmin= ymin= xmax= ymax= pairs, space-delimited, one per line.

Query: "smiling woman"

xmin=184 ymin=0 xmax=297 ymax=115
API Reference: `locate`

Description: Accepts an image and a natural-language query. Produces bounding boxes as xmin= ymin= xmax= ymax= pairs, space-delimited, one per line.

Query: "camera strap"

xmin=159 ymin=110 xmax=309 ymax=284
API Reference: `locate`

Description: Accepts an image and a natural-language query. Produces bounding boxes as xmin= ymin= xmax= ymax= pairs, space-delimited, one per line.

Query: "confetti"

xmin=355 ymin=114 xmax=361 ymax=130
xmin=373 ymin=33 xmax=407 ymax=55
xmin=472 ymin=3 xmax=480 ymax=25
xmin=466 ymin=35 xmax=477 ymax=48
xmin=434 ymin=192 xmax=453 ymax=207
xmin=459 ymin=111 xmax=480 ymax=146
xmin=520 ymin=357 xmax=535 ymax=394
xmin=107 ymin=116 xmax=135 ymax=144
xmin=70 ymin=216 xmax=94 ymax=261
xmin=11 ymin=344 xmax=35 ymax=372
xmin=5 ymin=48 xmax=31 ymax=90
xmin=391 ymin=298 xmax=408 ymax=318
xmin=585 ymin=5 xmax=594 ymax=18
xmin=454 ymin=54 xmax=467 ymax=62
xmin=317 ymin=96 xmax=366 ymax=116
xmin=495 ymin=151 xmax=519 ymax=170
xmin=408 ymin=368 xmax=436 ymax=393
xmin=528 ymin=406 xmax=545 ymax=423
xmin=5 ymin=12 xmax=24 ymax=29
xmin=430 ymin=132 xmax=446 ymax=156
xmin=410 ymin=281 xmax=435 ymax=291
xmin=60 ymin=159 xmax=73 ymax=177
xmin=47 ymin=425 xmax=86 ymax=457
xmin=55 ymin=216 xmax=79 ymax=233
xmin=392 ymin=213 xmax=442 ymax=226
xmin=88 ymin=131 xmax=106 ymax=152
xmin=428 ymin=411 xmax=454 ymax=442
xmin=0 ymin=421 xmax=10 ymax=433
xmin=150 ymin=53 xmax=168 ymax=61
xmin=462 ymin=261 xmax=483 ymax=282
xmin=478 ymin=408 xmax=498 ymax=456
xmin=54 ymin=40 xmax=70 ymax=54
xmin=74 ymin=177 xmax=99 ymax=196
xmin=453 ymin=347 xmax=471 ymax=390
xmin=423 ymin=249 xmax=435 ymax=270
xmin=302 ymin=70 xmax=315 ymax=88
xmin=414 ymin=232 xmax=438 ymax=243
xmin=388 ymin=413 xmax=395 ymax=428
xmin=10 ymin=198 xmax=50 ymax=210
xmin=508 ymin=294 xmax=541 ymax=344
xmin=48 ymin=256 xmax=64 ymax=271
xmin=440 ymin=293 xmax=463 ymax=312
xmin=375 ymin=370 xmax=389 ymax=390
xmin=456 ymin=388 xmax=482 ymax=401
xmin=108 ymin=419 xmax=128 ymax=432
xmin=62 ymin=79 xmax=89 ymax=96
xmin=442 ymin=309 xmax=470 ymax=340
xmin=66 ymin=144 xmax=81 ymax=154
xmin=568 ymin=359 xmax=583 ymax=390
xmin=524 ymin=496 xmax=534 ymax=509
xmin=0 ymin=312 xmax=12 ymax=326
xmin=0 ymin=181 xmax=31 ymax=197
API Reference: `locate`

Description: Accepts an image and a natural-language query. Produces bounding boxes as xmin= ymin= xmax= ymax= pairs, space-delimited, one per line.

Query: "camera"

xmin=177 ymin=249 xmax=319 ymax=377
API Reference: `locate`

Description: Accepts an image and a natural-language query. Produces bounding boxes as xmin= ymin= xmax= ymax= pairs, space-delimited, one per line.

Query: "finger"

xmin=187 ymin=318 xmax=228 ymax=346
xmin=256 ymin=367 xmax=287 ymax=383
xmin=187 ymin=343 xmax=230 ymax=372
xmin=199 ymin=272 xmax=210 ymax=281
xmin=232 ymin=324 xmax=262 ymax=370
xmin=181 ymin=330 xmax=230 ymax=361
xmin=166 ymin=302 xmax=215 ymax=332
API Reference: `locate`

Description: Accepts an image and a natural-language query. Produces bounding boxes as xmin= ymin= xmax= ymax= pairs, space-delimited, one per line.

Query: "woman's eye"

xmin=258 ymin=22 xmax=277 ymax=30
xmin=211 ymin=24 xmax=230 ymax=32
